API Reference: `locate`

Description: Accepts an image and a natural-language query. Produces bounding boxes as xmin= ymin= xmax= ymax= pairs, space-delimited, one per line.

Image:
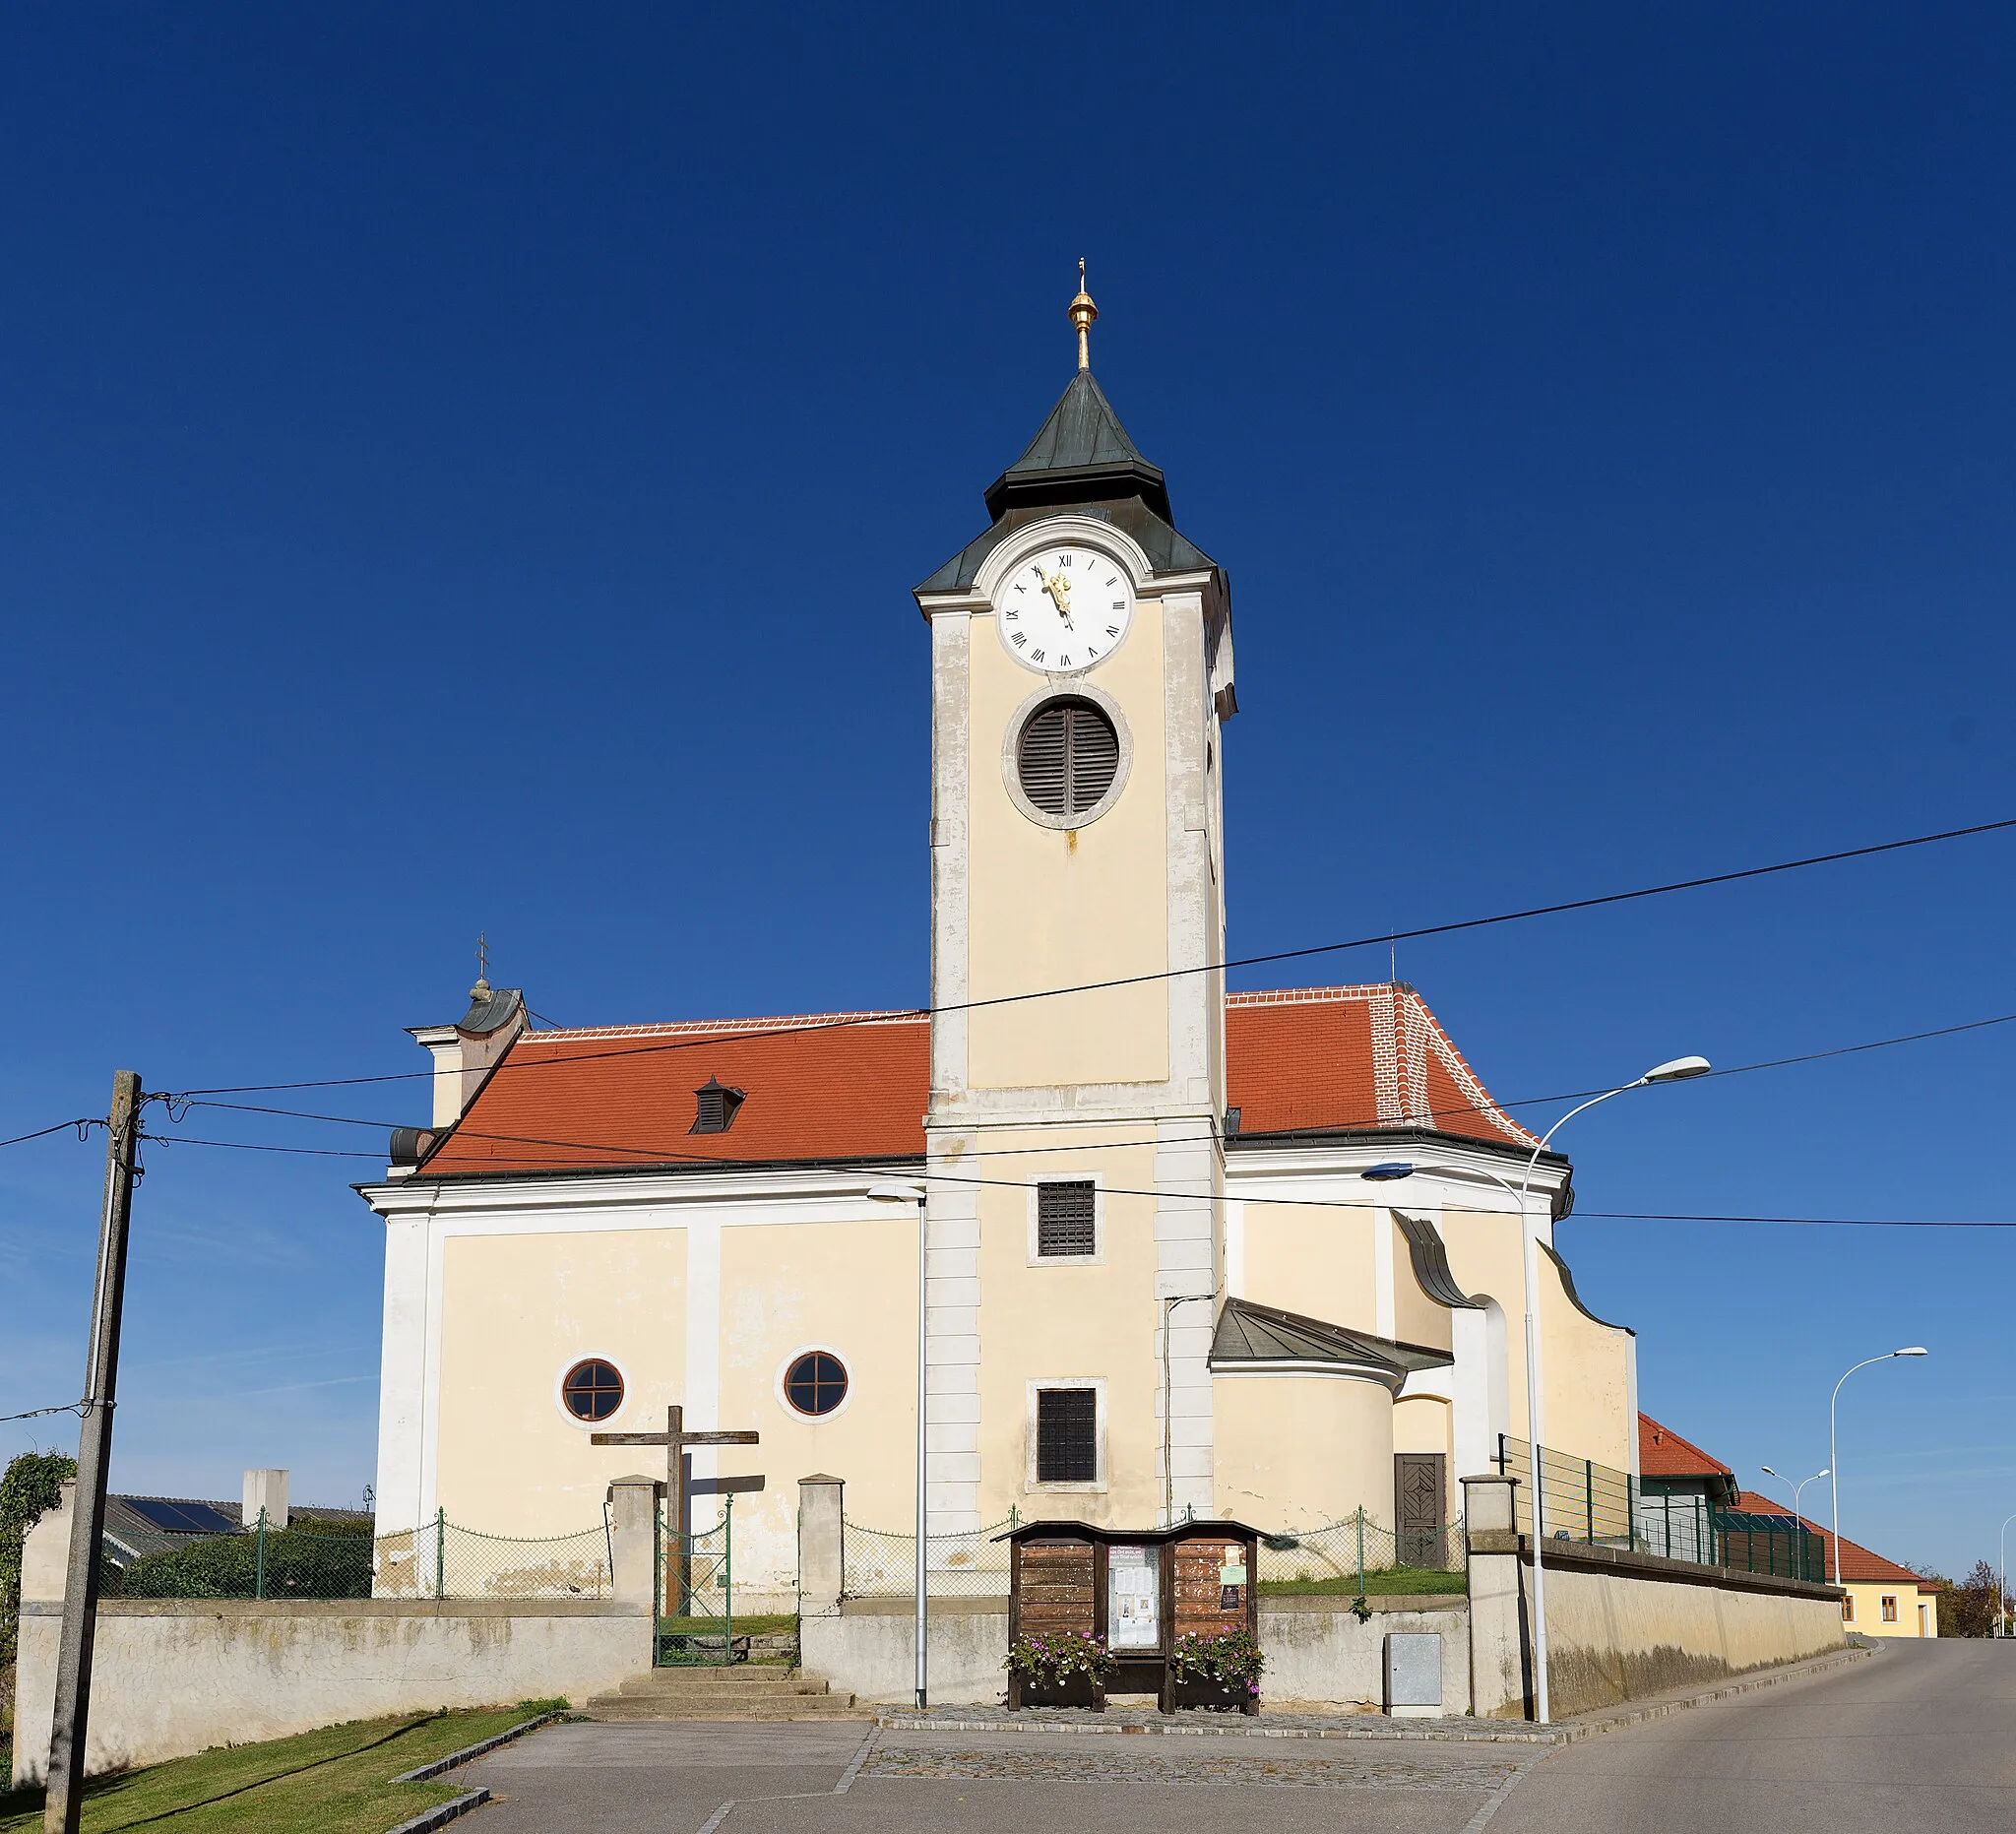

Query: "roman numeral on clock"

xmin=1105 ymin=624 xmax=1120 ymax=636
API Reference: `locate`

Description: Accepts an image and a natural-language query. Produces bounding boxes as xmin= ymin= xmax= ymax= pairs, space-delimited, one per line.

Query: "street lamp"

xmin=1760 ymin=1466 xmax=1829 ymax=1580
xmin=1361 ymin=1049 xmax=1708 ymax=1725
xmin=1998 ymin=1511 xmax=2016 ymax=1640
xmin=1829 ymin=1349 xmax=1927 ymax=1586
xmin=870 ymin=1179 xmax=930 ymax=1708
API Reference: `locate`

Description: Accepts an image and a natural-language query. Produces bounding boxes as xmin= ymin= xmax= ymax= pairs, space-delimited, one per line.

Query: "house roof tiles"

xmin=413 ymin=982 xmax=1536 ymax=1178
xmin=1638 ymin=1413 xmax=1736 ymax=1482
xmin=1730 ymin=1490 xmax=1938 ymax=1590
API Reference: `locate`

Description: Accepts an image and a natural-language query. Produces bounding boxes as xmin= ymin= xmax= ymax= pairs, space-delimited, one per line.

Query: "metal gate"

xmin=655 ymin=1493 xmax=742 ymax=1666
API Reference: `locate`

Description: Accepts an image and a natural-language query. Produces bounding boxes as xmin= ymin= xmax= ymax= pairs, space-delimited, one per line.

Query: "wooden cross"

xmin=592 ymin=1405 xmax=761 ymax=1550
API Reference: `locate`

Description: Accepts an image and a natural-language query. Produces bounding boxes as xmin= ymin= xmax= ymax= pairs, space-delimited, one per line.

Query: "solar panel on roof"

xmin=124 ymin=1498 xmax=238 ymax=1535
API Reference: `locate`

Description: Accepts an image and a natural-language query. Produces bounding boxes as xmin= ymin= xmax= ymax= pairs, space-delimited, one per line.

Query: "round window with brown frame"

xmin=560 ymin=1358 xmax=624 ymax=1423
xmin=1017 ymin=696 xmax=1120 ymax=820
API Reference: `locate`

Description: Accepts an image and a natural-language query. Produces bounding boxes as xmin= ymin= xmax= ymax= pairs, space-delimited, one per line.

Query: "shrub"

xmin=115 ymin=1517 xmax=373 ymax=1600
xmin=1003 ymin=1631 xmax=1114 ymax=1684
xmin=1170 ymin=1628 xmax=1265 ymax=1692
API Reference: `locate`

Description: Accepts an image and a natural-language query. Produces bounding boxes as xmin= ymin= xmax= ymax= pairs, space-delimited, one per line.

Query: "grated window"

xmin=1036 ymin=1181 xmax=1096 ymax=1258
xmin=1037 ymin=1387 xmax=1098 ymax=1483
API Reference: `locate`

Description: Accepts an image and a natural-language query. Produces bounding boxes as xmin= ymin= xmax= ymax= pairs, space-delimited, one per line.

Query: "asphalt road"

xmin=462 ymin=1641 xmax=2015 ymax=1834
xmin=1493 ymin=1640 xmax=2016 ymax=1834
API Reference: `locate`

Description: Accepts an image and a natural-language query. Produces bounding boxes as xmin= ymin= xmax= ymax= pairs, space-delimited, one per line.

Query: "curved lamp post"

xmin=1829 ymin=1349 xmax=1927 ymax=1586
xmin=870 ymin=1180 xmax=930 ymax=1707
xmin=1999 ymin=1511 xmax=2016 ymax=1639
xmin=1361 ymin=1051 xmax=1708 ymax=1724
xmin=1760 ymin=1465 xmax=1829 ymax=1578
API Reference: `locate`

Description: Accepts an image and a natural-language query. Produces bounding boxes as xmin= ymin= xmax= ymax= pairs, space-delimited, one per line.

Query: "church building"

xmin=362 ymin=279 xmax=1639 ymax=1600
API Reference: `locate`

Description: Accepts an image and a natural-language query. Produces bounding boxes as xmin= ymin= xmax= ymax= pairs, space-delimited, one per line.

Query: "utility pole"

xmin=43 ymin=1070 xmax=142 ymax=1834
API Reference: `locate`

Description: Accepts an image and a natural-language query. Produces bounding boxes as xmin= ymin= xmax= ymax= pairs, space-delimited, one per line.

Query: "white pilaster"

xmin=1155 ymin=1121 xmax=1220 ymax=1522
xmin=924 ymin=1134 xmax=981 ymax=1534
xmin=685 ymin=1218 xmax=722 ymax=1526
xmin=372 ymin=1212 xmax=430 ymax=1539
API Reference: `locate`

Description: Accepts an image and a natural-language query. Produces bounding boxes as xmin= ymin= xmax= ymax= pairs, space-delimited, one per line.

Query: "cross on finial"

xmin=1069 ymin=259 xmax=1098 ymax=373
xmin=471 ymin=931 xmax=491 ymax=1001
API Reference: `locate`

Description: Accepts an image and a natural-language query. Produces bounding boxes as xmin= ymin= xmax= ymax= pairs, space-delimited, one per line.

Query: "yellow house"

xmin=359 ymin=282 xmax=1640 ymax=1599
xmin=1733 ymin=1491 xmax=1939 ymax=1638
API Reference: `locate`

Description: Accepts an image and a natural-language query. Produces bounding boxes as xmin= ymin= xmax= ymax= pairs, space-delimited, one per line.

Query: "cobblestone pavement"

xmin=877 ymin=1701 xmax=1553 ymax=1742
xmin=865 ymin=1728 xmax=1529 ymax=1790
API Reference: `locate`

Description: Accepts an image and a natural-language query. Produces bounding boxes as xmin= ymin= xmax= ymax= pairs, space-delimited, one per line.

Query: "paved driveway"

xmin=463 ymin=1718 xmax=1529 ymax=1833
xmin=464 ymin=1643 xmax=2016 ymax=1834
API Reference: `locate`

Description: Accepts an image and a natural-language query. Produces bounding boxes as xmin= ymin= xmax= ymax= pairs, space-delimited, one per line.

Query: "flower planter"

xmin=1168 ymin=1676 xmax=1258 ymax=1714
xmin=1013 ymin=1673 xmax=1105 ymax=1711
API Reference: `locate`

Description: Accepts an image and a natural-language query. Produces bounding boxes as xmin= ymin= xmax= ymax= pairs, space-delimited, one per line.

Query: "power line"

xmin=125 ymin=1130 xmax=2016 ymax=1229
xmin=163 ymin=1001 xmax=2016 ymax=1170
xmin=0 ymin=1119 xmax=97 ymax=1150
xmin=164 ymin=811 xmax=2016 ymax=1099
xmin=0 ymin=1401 xmax=87 ymax=1424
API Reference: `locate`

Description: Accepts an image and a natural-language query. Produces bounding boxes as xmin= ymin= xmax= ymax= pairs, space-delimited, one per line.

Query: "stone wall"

xmin=11 ymin=1598 xmax=649 ymax=1786
xmin=800 ymin=1594 xmax=1472 ymax=1711
xmin=1463 ymin=1474 xmax=1847 ymax=1719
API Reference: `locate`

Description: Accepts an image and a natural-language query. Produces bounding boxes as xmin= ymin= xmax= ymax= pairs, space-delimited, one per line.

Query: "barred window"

xmin=1036 ymin=1387 xmax=1098 ymax=1484
xmin=1037 ymin=1181 xmax=1096 ymax=1258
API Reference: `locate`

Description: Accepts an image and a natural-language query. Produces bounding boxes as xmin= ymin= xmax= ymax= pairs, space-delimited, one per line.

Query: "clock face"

xmin=995 ymin=544 xmax=1135 ymax=674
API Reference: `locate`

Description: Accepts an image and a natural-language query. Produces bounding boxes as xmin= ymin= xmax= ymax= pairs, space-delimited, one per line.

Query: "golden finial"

xmin=1069 ymin=258 xmax=1098 ymax=372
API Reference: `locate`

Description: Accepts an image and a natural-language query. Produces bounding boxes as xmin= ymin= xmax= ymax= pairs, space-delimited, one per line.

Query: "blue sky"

xmin=4 ymin=5 xmax=2012 ymax=1577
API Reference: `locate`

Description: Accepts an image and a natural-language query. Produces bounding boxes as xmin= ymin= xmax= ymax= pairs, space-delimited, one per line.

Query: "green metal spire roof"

xmin=982 ymin=369 xmax=1171 ymax=524
xmin=915 ymin=365 xmax=1217 ymax=596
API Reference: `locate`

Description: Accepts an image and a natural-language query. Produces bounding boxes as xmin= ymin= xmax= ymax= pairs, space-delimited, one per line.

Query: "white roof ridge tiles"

xmin=526 ymin=1009 xmax=927 ymax=1042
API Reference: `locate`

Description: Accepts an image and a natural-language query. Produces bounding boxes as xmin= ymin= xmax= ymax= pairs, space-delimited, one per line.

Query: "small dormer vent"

xmin=691 ymin=1077 xmax=745 ymax=1135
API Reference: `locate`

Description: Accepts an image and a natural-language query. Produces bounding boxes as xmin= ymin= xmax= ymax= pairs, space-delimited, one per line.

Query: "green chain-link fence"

xmin=1257 ymin=1512 xmax=1465 ymax=1592
xmin=114 ymin=1510 xmax=615 ymax=1602
xmin=842 ymin=1514 xmax=1015 ymax=1599
xmin=840 ymin=1509 xmax=1465 ymax=1603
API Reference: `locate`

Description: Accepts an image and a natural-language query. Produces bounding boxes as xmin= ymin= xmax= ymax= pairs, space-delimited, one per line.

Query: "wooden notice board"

xmin=1001 ymin=1520 xmax=1262 ymax=1713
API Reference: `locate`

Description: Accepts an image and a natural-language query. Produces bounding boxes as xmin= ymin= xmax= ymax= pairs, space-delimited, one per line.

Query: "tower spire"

xmin=1069 ymin=259 xmax=1098 ymax=372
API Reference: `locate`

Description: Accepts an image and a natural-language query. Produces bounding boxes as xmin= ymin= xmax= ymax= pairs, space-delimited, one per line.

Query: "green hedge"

xmin=114 ymin=1517 xmax=373 ymax=1600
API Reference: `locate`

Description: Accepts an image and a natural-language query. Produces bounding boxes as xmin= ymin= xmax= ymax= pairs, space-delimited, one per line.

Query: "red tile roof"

xmin=1730 ymin=1490 xmax=1938 ymax=1590
xmin=1638 ymin=1413 xmax=1736 ymax=1482
xmin=416 ymin=982 xmax=1535 ymax=1177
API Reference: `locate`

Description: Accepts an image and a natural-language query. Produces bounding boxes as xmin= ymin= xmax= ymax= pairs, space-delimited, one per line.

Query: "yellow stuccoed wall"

xmin=436 ymin=1229 xmax=687 ymax=1535
xmin=1242 ymin=1201 xmax=1378 ymax=1333
xmin=1839 ymin=1581 xmax=1938 ymax=1637
xmin=1439 ymin=1206 xmax=1633 ymax=1473
xmin=717 ymin=1217 xmax=920 ymax=1549
xmin=963 ymin=597 xmax=1170 ymax=1091
xmin=1215 ymin=1374 xmax=1394 ymax=1531
xmin=972 ymin=1131 xmax=1165 ymax=1527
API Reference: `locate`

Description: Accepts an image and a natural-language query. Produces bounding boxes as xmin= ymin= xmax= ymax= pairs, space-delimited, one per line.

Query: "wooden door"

xmin=1394 ymin=1453 xmax=1448 ymax=1568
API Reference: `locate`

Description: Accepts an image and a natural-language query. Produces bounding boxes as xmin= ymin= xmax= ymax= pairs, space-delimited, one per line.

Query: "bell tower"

xmin=914 ymin=272 xmax=1235 ymax=1532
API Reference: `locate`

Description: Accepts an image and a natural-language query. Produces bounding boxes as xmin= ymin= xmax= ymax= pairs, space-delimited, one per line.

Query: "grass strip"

xmin=0 ymin=1702 xmax=547 ymax=1834
xmin=1261 ymin=1568 xmax=1467 ymax=1597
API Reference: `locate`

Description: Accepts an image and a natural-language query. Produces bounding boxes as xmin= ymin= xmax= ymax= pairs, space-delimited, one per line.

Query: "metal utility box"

xmin=1384 ymin=1630 xmax=1443 ymax=1718
xmin=1001 ymin=1520 xmax=1262 ymax=1713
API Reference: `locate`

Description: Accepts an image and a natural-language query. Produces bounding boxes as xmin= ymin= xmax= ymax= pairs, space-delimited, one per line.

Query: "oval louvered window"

xmin=1017 ymin=698 xmax=1120 ymax=820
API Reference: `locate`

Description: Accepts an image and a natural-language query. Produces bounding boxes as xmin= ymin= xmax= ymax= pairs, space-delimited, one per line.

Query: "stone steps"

xmin=584 ymin=1667 xmax=865 ymax=1722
